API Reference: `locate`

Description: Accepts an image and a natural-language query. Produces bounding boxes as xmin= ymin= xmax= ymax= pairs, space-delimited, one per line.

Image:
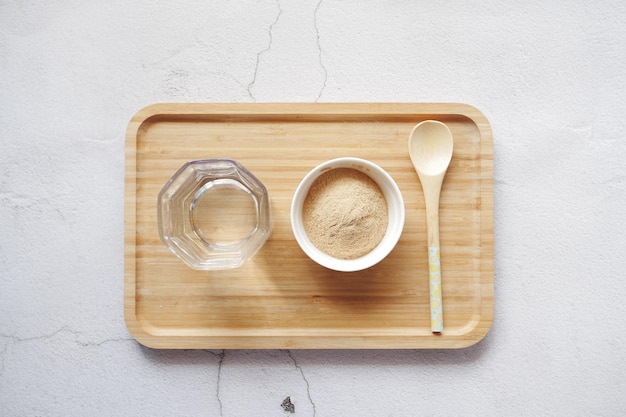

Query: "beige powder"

xmin=303 ymin=168 xmax=388 ymax=260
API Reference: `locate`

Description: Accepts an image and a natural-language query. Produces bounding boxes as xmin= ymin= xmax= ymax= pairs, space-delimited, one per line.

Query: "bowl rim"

xmin=290 ymin=157 xmax=405 ymax=272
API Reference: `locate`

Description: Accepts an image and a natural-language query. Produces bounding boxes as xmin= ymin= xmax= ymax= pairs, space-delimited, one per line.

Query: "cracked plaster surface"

xmin=1 ymin=338 xmax=320 ymax=416
xmin=216 ymin=350 xmax=317 ymax=417
xmin=204 ymin=349 xmax=226 ymax=417
xmin=245 ymin=0 xmax=328 ymax=101
xmin=247 ymin=0 xmax=283 ymax=101
xmin=201 ymin=349 xmax=317 ymax=417
xmin=288 ymin=350 xmax=317 ymax=416
xmin=313 ymin=0 xmax=327 ymax=101
xmin=0 ymin=330 xmax=222 ymax=415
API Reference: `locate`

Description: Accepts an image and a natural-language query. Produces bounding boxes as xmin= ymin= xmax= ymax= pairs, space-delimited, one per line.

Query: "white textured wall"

xmin=2 ymin=1 xmax=626 ymax=416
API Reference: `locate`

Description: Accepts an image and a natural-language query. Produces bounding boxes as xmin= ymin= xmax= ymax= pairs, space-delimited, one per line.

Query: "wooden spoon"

xmin=408 ymin=120 xmax=454 ymax=333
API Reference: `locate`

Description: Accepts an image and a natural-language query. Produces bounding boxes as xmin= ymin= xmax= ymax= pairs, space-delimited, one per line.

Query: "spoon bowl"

xmin=409 ymin=120 xmax=454 ymax=177
xmin=408 ymin=120 xmax=453 ymax=333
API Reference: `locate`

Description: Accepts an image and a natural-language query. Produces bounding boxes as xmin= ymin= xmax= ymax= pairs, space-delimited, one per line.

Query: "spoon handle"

xmin=425 ymin=191 xmax=444 ymax=333
xmin=428 ymin=246 xmax=443 ymax=332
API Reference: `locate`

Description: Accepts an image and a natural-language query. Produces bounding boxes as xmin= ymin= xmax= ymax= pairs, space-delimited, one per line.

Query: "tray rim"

xmin=124 ymin=102 xmax=494 ymax=349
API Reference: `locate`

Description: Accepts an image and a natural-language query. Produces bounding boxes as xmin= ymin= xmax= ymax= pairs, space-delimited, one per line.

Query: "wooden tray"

xmin=124 ymin=103 xmax=494 ymax=349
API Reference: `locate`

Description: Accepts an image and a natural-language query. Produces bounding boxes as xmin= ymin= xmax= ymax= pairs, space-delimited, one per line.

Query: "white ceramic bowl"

xmin=290 ymin=157 xmax=405 ymax=272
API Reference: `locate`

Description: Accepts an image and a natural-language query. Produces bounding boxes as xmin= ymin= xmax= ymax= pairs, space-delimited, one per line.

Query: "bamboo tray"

xmin=124 ymin=103 xmax=493 ymax=349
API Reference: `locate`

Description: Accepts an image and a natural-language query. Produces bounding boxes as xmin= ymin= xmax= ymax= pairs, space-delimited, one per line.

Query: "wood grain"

xmin=124 ymin=103 xmax=494 ymax=349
